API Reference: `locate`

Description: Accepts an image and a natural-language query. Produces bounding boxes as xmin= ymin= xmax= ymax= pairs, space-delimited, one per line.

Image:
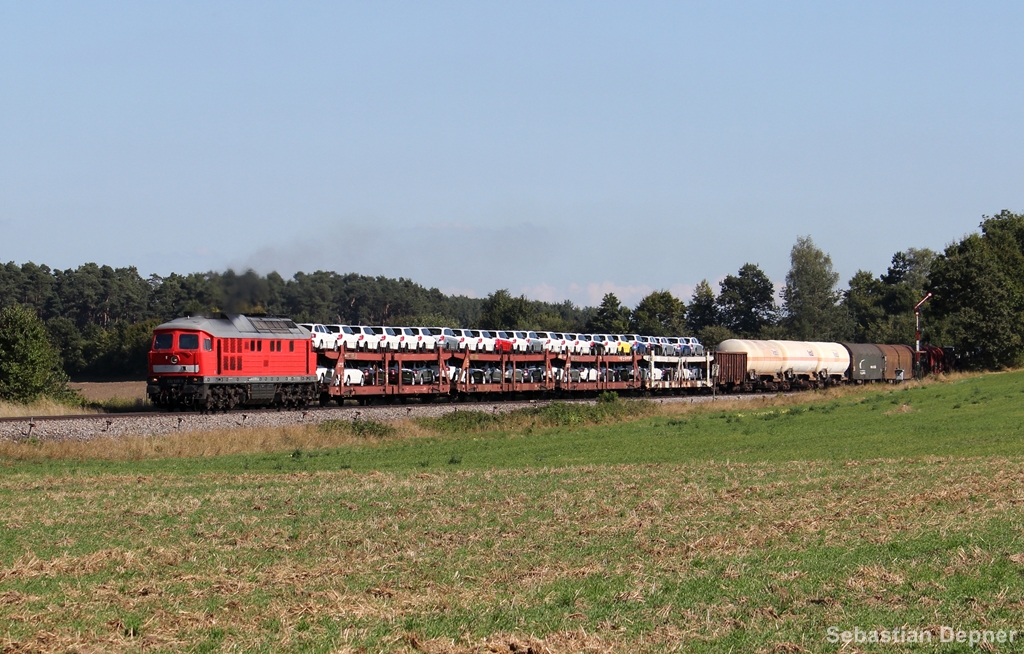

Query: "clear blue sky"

xmin=2 ymin=2 xmax=1022 ymax=307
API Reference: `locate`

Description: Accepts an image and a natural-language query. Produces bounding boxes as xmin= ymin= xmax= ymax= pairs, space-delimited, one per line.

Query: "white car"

xmin=316 ymin=364 xmax=364 ymax=386
xmin=465 ymin=329 xmax=496 ymax=352
xmin=409 ymin=329 xmax=438 ymax=350
xmin=549 ymin=332 xmax=571 ymax=353
xmin=446 ymin=328 xmax=474 ymax=351
xmin=596 ymin=334 xmax=622 ymax=354
xmin=392 ymin=327 xmax=429 ymax=351
xmin=367 ymin=326 xmax=402 ymax=351
xmin=299 ymin=323 xmax=338 ymax=351
xmin=424 ymin=327 xmax=457 ymax=350
xmin=315 ymin=365 xmax=332 ymax=384
xmin=648 ymin=336 xmax=669 ymax=355
xmin=326 ymin=324 xmax=362 ymax=351
xmin=531 ymin=331 xmax=562 ymax=353
xmin=516 ymin=331 xmax=544 ymax=352
xmin=562 ymin=333 xmax=590 ymax=355
xmin=677 ymin=336 xmax=704 ymax=356
xmin=351 ymin=326 xmax=379 ymax=351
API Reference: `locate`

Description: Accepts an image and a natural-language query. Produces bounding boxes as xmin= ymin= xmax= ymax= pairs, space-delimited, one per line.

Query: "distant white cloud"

xmin=669 ymin=283 xmax=696 ymax=302
xmin=518 ymin=282 xmax=561 ymax=303
xmin=563 ymin=282 xmax=653 ymax=307
xmin=439 ymin=286 xmax=478 ymax=298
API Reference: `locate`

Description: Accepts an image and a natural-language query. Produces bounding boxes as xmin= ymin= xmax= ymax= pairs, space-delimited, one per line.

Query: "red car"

xmin=493 ymin=331 xmax=514 ymax=353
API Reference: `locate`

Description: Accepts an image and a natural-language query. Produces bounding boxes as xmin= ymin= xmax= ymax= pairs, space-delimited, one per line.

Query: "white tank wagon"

xmin=717 ymin=339 xmax=851 ymax=388
xmin=780 ymin=341 xmax=850 ymax=381
xmin=808 ymin=342 xmax=850 ymax=380
xmin=716 ymin=339 xmax=788 ymax=378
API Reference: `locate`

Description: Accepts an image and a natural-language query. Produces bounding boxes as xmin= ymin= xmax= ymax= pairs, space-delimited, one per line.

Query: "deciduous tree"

xmin=0 ymin=304 xmax=74 ymax=403
xmin=478 ymin=289 xmax=531 ymax=330
xmin=929 ymin=211 xmax=1024 ymax=368
xmin=686 ymin=280 xmax=719 ymax=333
xmin=629 ymin=291 xmax=686 ymax=336
xmin=587 ymin=293 xmax=631 ymax=333
xmin=716 ymin=264 xmax=778 ymax=337
xmin=782 ymin=236 xmax=851 ymax=341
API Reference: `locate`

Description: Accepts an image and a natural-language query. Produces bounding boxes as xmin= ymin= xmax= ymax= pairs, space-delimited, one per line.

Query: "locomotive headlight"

xmin=170 ymin=355 xmax=179 ymax=365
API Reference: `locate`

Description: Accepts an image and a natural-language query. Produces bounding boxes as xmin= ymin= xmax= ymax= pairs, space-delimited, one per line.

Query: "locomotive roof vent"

xmin=160 ymin=313 xmax=302 ymax=336
xmin=248 ymin=317 xmax=301 ymax=334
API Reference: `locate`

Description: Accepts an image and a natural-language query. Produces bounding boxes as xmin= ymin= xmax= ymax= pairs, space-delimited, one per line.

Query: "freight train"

xmin=147 ymin=314 xmax=950 ymax=410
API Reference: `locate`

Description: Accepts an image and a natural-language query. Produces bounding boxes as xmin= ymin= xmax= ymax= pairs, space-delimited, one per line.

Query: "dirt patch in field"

xmin=69 ymin=382 xmax=147 ymax=402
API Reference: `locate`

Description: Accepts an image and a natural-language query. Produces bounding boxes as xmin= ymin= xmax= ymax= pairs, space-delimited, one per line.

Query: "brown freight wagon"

xmin=876 ymin=344 xmax=913 ymax=381
xmin=713 ymin=350 xmax=747 ymax=388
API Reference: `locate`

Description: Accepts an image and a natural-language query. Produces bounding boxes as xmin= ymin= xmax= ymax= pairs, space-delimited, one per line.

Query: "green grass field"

xmin=2 ymin=372 xmax=1024 ymax=652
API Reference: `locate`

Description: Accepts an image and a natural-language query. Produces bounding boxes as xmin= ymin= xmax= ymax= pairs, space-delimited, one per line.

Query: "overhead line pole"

xmin=914 ymin=292 xmax=933 ymax=379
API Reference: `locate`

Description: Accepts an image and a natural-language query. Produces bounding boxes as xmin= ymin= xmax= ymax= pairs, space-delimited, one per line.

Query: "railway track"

xmin=0 ymin=405 xmax=336 ymax=425
xmin=0 ymin=393 xmax=764 ymax=444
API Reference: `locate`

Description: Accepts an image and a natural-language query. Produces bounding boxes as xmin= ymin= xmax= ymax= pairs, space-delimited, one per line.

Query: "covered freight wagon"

xmin=876 ymin=344 xmax=913 ymax=381
xmin=712 ymin=350 xmax=747 ymax=387
xmin=844 ymin=343 xmax=885 ymax=381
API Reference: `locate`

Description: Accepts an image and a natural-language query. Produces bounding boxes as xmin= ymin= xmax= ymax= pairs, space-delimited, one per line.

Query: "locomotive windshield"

xmin=153 ymin=333 xmax=173 ymax=350
xmin=178 ymin=334 xmax=200 ymax=350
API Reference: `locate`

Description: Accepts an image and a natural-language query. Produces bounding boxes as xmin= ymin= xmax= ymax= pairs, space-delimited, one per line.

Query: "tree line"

xmin=2 ymin=209 xmax=1023 ymax=402
xmin=0 ymin=265 xmax=595 ymax=382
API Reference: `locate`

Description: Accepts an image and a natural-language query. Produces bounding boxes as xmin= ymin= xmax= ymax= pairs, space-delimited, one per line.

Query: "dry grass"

xmin=68 ymin=381 xmax=147 ymax=402
xmin=0 ymin=420 xmax=436 ymax=461
xmin=0 ymin=398 xmax=95 ymax=419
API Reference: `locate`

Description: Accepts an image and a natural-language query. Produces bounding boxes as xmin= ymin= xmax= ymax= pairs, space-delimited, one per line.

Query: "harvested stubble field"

xmin=3 ymin=373 xmax=1024 ymax=653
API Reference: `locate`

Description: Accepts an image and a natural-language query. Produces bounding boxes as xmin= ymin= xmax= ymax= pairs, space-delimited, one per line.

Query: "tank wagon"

xmin=147 ymin=314 xmax=318 ymax=410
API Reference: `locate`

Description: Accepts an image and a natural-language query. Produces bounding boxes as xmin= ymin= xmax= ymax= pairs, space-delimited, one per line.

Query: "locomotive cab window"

xmin=204 ymin=338 xmax=212 ymax=351
xmin=179 ymin=334 xmax=199 ymax=350
xmin=153 ymin=333 xmax=173 ymax=350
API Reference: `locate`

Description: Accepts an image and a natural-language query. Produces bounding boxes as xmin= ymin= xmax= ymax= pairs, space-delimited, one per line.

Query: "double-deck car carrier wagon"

xmin=318 ymin=344 xmax=717 ymax=404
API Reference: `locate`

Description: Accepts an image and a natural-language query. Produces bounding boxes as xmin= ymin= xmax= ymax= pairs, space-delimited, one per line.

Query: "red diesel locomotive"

xmin=147 ymin=314 xmax=318 ymax=410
